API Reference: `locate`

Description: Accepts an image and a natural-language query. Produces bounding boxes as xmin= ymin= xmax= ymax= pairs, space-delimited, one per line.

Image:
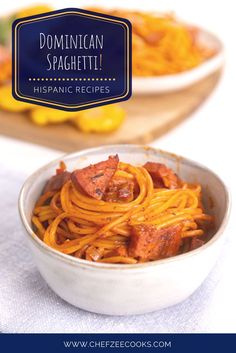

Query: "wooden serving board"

xmin=0 ymin=70 xmax=221 ymax=152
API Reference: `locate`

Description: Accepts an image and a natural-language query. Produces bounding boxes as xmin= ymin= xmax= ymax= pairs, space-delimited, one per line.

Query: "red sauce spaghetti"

xmin=32 ymin=155 xmax=213 ymax=264
xmin=87 ymin=8 xmax=216 ymax=76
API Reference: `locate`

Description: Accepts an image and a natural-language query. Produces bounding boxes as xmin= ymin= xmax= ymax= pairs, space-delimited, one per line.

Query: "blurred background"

xmin=0 ymin=0 xmax=236 ymax=332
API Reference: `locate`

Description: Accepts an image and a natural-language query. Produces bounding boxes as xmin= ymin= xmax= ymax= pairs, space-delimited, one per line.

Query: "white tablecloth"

xmin=0 ymin=131 xmax=235 ymax=333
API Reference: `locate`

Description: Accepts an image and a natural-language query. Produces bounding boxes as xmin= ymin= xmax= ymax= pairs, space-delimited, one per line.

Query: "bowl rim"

xmin=18 ymin=144 xmax=231 ymax=271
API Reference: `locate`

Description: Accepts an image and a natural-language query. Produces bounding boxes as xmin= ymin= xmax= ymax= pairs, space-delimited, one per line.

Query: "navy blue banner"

xmin=12 ymin=8 xmax=132 ymax=111
xmin=0 ymin=334 xmax=236 ymax=353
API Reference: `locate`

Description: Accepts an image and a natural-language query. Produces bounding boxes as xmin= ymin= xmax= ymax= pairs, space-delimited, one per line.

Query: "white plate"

xmin=132 ymin=28 xmax=224 ymax=94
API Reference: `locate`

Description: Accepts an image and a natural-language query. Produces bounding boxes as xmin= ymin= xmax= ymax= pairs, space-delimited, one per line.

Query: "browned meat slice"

xmin=104 ymin=176 xmax=134 ymax=202
xmin=190 ymin=238 xmax=205 ymax=250
xmin=129 ymin=224 xmax=182 ymax=261
xmin=71 ymin=155 xmax=119 ymax=200
xmin=43 ymin=171 xmax=71 ymax=193
xmin=143 ymin=162 xmax=180 ymax=189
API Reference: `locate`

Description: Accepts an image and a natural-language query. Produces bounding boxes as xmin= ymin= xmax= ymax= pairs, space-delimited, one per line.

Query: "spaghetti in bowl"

xmin=18 ymin=145 xmax=230 ymax=315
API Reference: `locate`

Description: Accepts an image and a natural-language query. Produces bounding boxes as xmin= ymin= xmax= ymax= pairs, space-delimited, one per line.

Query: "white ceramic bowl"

xmin=19 ymin=145 xmax=230 ymax=315
xmin=133 ymin=28 xmax=224 ymax=94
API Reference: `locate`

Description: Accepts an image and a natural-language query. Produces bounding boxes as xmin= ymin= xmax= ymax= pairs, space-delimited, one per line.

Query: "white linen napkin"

xmin=0 ymin=137 xmax=235 ymax=333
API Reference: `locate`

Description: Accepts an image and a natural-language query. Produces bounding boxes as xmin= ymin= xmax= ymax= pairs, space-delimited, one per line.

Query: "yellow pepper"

xmin=74 ymin=105 xmax=125 ymax=133
xmin=30 ymin=107 xmax=76 ymax=125
xmin=16 ymin=5 xmax=53 ymax=18
xmin=0 ymin=84 xmax=32 ymax=112
xmin=0 ymin=46 xmax=11 ymax=84
xmin=0 ymin=83 xmax=125 ymax=134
